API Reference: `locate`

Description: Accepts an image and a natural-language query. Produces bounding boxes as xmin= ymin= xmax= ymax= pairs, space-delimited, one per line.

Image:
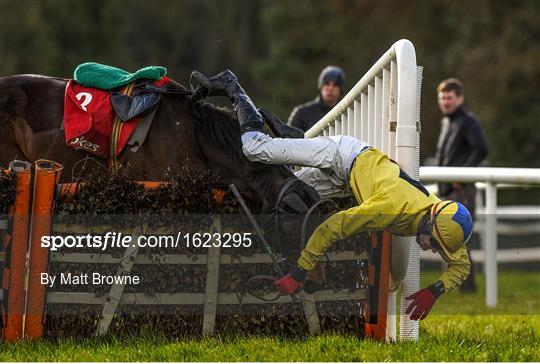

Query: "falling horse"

xmin=0 ymin=74 xmax=295 ymax=208
xmin=0 ymin=72 xmax=326 ymax=286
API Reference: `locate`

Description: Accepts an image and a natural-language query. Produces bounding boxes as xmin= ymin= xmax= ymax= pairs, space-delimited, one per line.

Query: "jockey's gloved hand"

xmin=274 ymin=266 xmax=307 ymax=295
xmin=189 ymin=70 xmax=238 ymax=100
xmin=405 ymin=281 xmax=445 ymax=321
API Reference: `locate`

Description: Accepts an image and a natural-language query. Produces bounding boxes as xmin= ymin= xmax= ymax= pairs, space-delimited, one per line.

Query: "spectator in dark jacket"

xmin=288 ymin=66 xmax=345 ymax=132
xmin=435 ymin=78 xmax=489 ymax=293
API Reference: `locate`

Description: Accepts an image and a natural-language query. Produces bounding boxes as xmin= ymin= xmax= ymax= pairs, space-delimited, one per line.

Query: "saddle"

xmin=64 ymin=62 xmax=190 ymax=166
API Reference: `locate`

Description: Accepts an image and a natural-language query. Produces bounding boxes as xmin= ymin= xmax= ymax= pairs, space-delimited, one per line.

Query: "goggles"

xmin=415 ymin=202 xmax=454 ymax=251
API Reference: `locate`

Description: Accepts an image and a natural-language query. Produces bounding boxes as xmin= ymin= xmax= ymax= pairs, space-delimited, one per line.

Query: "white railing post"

xmin=485 ymin=182 xmax=498 ymax=307
xmin=475 ymin=185 xmax=487 ymax=274
xmin=394 ymin=40 xmax=420 ymax=343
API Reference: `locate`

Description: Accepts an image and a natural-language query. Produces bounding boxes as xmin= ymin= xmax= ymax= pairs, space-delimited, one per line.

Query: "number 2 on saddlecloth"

xmin=75 ymin=92 xmax=92 ymax=111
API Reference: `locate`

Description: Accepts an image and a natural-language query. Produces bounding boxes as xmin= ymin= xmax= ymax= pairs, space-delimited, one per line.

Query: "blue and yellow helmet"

xmin=430 ymin=201 xmax=473 ymax=259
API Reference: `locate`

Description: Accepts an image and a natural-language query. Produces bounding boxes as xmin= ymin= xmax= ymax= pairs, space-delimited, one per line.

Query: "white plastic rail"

xmin=420 ymin=166 xmax=540 ymax=307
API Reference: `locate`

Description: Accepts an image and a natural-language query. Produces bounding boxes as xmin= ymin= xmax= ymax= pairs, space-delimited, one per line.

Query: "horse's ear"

xmin=259 ymin=108 xmax=304 ymax=139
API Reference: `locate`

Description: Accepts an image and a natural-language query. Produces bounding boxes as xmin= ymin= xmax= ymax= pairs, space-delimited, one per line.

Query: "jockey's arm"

xmin=297 ymin=192 xmax=395 ymax=271
xmin=438 ymin=247 xmax=471 ymax=291
xmin=404 ymin=244 xmax=471 ymax=321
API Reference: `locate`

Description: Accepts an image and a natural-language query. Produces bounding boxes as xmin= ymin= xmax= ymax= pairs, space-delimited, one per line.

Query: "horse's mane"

xmin=187 ymin=99 xmax=245 ymax=163
xmin=186 ymin=98 xmax=295 ymax=211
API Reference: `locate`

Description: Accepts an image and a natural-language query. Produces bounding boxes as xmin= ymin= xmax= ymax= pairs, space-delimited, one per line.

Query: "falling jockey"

xmin=192 ymin=69 xmax=473 ymax=321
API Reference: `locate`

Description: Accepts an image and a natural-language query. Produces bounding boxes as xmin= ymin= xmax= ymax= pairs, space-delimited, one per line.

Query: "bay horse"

xmin=0 ymin=74 xmax=326 ymax=287
xmin=0 ymin=74 xmax=293 ymax=211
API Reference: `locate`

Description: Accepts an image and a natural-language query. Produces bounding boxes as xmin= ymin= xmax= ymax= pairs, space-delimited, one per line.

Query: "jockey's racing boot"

xmin=190 ymin=69 xmax=264 ymax=133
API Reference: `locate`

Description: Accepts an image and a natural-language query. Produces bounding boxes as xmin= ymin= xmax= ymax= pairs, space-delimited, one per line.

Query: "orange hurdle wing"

xmin=364 ymin=231 xmax=392 ymax=341
xmin=2 ymin=161 xmax=32 ymax=342
xmin=25 ymin=160 xmax=63 ymax=340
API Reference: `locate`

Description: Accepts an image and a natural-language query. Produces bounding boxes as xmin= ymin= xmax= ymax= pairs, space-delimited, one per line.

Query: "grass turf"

xmin=0 ymin=270 xmax=538 ymax=361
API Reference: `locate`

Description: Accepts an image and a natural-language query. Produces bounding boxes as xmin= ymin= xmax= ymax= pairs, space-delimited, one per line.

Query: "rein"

xmin=139 ymin=83 xmax=193 ymax=96
xmin=229 ymin=180 xmax=340 ymax=302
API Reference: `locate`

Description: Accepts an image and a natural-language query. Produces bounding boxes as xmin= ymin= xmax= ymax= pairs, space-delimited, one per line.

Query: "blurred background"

xmin=1 ymin=0 xmax=539 ymax=202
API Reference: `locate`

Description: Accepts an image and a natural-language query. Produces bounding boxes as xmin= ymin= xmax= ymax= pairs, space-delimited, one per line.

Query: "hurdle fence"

xmin=46 ymin=220 xmax=369 ymax=336
xmin=1 ymin=161 xmax=372 ymax=341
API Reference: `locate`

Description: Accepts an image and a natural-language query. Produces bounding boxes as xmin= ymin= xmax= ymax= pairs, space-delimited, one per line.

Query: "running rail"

xmin=420 ymin=166 xmax=540 ymax=307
